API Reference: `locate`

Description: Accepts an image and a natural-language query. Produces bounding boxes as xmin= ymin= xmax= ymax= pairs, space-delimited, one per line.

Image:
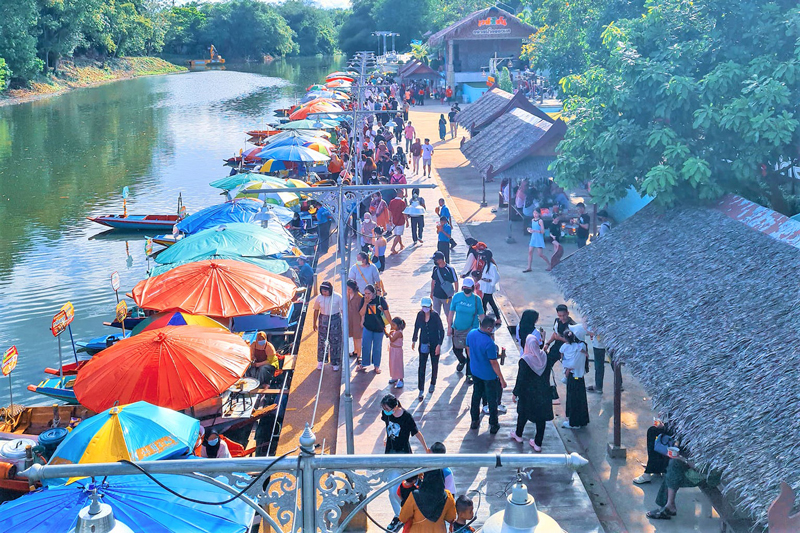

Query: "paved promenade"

xmin=404 ymin=104 xmax=723 ymax=533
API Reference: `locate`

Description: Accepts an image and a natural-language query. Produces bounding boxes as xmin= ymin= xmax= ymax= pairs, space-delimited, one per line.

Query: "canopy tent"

xmin=155 ymin=223 xmax=292 ymax=264
xmin=175 ymin=199 xmax=263 ymax=234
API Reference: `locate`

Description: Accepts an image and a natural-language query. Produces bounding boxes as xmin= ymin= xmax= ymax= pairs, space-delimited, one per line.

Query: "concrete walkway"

xmin=404 ymin=104 xmax=723 ymax=533
xmin=334 ymin=109 xmax=601 ymax=532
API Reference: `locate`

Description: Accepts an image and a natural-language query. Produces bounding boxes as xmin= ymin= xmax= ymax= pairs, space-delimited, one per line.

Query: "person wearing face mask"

xmin=448 ymin=278 xmax=485 ymax=385
xmin=348 ymin=251 xmax=382 ymax=295
xmin=200 ymin=428 xmax=231 ymax=459
xmin=412 ymin=297 xmax=445 ymax=402
xmin=381 ymin=393 xmax=431 ymax=532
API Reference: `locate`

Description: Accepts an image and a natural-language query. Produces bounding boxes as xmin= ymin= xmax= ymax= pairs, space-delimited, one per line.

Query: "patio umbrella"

xmin=326 ymin=75 xmax=355 ymax=83
xmin=256 ymin=204 xmax=296 ymax=225
xmin=0 ymin=475 xmax=254 ymax=533
xmin=256 ymin=144 xmax=330 ymax=163
xmin=209 ymin=174 xmax=284 ymax=191
xmin=150 ymin=256 xmax=291 ymax=278
xmin=240 ymin=146 xmax=263 ymax=162
xmin=258 ymin=159 xmax=291 ymax=173
xmin=74 ymin=326 xmax=251 ymax=412
xmin=236 ymin=182 xmax=302 ymax=207
xmin=305 ymin=142 xmax=332 ymax=156
xmin=131 ymin=259 xmax=297 ymax=317
xmin=260 ymin=130 xmax=329 ymax=146
xmin=302 ymin=90 xmax=335 ymax=102
xmin=289 ymin=101 xmax=343 ymax=120
xmin=48 ymin=401 xmax=200 ymax=467
xmin=277 ymin=118 xmax=339 ymax=130
xmin=176 ymin=199 xmax=263 ymax=234
xmin=325 ymin=79 xmax=351 ymax=89
xmin=307 ymin=84 xmax=326 ymax=91
xmin=326 ymin=71 xmax=350 ymax=78
xmin=155 ymin=223 xmax=292 ymax=264
xmin=131 ymin=311 xmax=228 ymax=336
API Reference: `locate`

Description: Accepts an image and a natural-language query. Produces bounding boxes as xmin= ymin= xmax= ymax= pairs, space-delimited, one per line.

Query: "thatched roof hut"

xmin=550 ymin=194 xmax=800 ymax=526
xmin=460 ymin=107 xmax=566 ymax=180
xmin=428 ymin=6 xmax=535 ymax=48
xmin=399 ymin=60 xmax=441 ymax=81
xmin=455 ymin=87 xmax=553 ymax=134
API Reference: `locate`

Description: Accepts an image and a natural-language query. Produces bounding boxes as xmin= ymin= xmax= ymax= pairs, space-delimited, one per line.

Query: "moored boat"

xmin=87 ymin=214 xmax=181 ymax=231
xmin=27 ymin=377 xmax=78 ymax=404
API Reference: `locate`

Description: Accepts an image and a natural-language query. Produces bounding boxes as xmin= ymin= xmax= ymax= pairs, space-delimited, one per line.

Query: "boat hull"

xmin=88 ymin=214 xmax=180 ymax=231
xmin=27 ymin=377 xmax=78 ymax=404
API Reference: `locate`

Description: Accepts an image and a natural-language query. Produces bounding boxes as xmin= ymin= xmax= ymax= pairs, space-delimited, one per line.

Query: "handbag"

xmin=435 ymin=266 xmax=456 ymax=298
xmin=452 ymin=329 xmax=469 ymax=350
xmin=419 ymin=343 xmax=430 ymax=354
xmin=654 ymin=433 xmax=675 ymax=457
xmin=550 ymin=372 xmax=559 ymax=400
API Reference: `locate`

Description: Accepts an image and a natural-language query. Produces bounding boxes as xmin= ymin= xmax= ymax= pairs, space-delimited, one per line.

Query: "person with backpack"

xmin=449 ymin=278 xmax=485 ymax=385
xmin=429 ymin=251 xmax=457 ymax=327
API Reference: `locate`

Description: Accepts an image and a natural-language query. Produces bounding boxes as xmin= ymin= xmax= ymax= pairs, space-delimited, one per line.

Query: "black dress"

xmin=513 ymin=352 xmax=559 ymax=424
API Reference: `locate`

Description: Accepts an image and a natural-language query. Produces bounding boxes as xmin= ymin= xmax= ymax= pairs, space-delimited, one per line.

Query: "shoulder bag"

xmin=435 ymin=267 xmax=456 ymax=298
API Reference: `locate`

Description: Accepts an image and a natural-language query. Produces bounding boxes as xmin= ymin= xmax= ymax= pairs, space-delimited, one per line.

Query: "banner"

xmin=51 ymin=302 xmax=75 ymax=337
xmin=2 ymin=346 xmax=18 ymax=376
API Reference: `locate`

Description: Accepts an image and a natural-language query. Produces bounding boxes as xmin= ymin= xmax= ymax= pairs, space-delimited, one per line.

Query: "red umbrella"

xmin=74 ymin=326 xmax=251 ymax=412
xmin=131 ymin=259 xmax=297 ymax=318
xmin=289 ymin=101 xmax=343 ymax=120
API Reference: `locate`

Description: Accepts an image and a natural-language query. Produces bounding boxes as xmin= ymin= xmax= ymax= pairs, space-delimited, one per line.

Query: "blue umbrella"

xmin=0 ymin=475 xmax=254 ymax=532
xmin=151 ymin=256 xmax=291 ymax=277
xmin=210 ymin=174 xmax=286 ymax=191
xmin=155 ymin=223 xmax=292 ymax=265
xmin=256 ymin=144 xmax=330 ymax=163
xmin=176 ymin=199 xmax=263 ymax=234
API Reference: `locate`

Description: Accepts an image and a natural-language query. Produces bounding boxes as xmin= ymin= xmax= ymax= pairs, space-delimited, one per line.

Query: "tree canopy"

xmin=550 ymin=0 xmax=800 ymax=214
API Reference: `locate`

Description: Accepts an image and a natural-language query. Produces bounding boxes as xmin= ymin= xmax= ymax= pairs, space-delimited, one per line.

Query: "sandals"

xmin=646 ymin=508 xmax=676 ymax=520
xmin=522 ymin=269 xmax=532 ymax=273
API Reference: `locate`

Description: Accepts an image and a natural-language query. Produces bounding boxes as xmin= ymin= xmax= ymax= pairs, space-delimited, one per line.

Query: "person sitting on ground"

xmin=450 ymin=495 xmax=475 ymax=533
xmin=200 ymin=428 xmax=232 ymax=459
xmin=430 ymin=442 xmax=457 ymax=494
xmin=399 ymin=469 xmax=456 ymax=533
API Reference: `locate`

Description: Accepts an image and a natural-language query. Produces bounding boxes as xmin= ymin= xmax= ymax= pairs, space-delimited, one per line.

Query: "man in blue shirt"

xmin=436 ymin=216 xmax=452 ymax=263
xmin=314 ymin=202 xmax=334 ymax=254
xmin=296 ymin=256 xmax=314 ymax=288
xmin=437 ymin=198 xmax=457 ymax=250
xmin=466 ymin=315 xmax=507 ymax=434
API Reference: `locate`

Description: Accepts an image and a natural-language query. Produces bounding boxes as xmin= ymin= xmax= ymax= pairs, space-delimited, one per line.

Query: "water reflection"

xmin=0 ymin=56 xmax=344 ymax=403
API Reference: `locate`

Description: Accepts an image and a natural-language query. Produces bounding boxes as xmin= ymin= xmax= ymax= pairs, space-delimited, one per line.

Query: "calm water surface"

xmin=0 ymin=57 xmax=345 ymax=404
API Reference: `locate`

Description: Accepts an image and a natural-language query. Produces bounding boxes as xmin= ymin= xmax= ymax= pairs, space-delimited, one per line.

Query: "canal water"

xmin=0 ymin=57 xmax=345 ymax=404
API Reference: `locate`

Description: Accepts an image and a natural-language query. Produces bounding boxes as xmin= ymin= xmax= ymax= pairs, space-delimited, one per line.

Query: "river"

xmin=0 ymin=56 xmax=345 ymax=404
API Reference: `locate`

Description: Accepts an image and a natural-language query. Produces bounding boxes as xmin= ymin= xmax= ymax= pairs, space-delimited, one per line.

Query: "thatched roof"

xmin=460 ymin=107 xmax=566 ymax=179
xmin=455 ymin=88 xmax=553 ymax=133
xmin=400 ymin=61 xmax=441 ymax=80
xmin=428 ymin=6 xmax=536 ymax=48
xmin=550 ymin=195 xmax=800 ymax=526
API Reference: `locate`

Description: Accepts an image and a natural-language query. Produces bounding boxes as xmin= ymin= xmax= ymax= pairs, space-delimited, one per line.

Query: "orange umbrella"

xmin=132 ymin=259 xmax=297 ymax=317
xmin=325 ymin=80 xmax=351 ymax=89
xmin=289 ymin=101 xmax=343 ymax=120
xmin=326 ymin=76 xmax=354 ymax=83
xmin=74 ymin=326 xmax=251 ymax=412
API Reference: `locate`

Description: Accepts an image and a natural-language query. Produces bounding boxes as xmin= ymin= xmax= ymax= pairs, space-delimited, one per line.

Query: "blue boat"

xmin=27 ymin=376 xmax=78 ymax=403
xmin=75 ymin=331 xmax=129 ymax=355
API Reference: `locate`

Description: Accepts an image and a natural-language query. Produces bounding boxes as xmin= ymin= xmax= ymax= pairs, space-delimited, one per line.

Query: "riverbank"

xmin=0 ymin=57 xmax=186 ymax=108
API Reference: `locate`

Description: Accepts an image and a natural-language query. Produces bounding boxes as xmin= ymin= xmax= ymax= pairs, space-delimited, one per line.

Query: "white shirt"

xmin=200 ymin=439 xmax=232 ymax=459
xmin=569 ymin=323 xmax=605 ymax=349
xmin=479 ymin=263 xmax=499 ymax=294
xmin=560 ymin=343 xmax=587 ymax=378
xmin=421 ymin=144 xmax=434 ymax=159
xmin=313 ymin=292 xmax=343 ymax=315
xmin=348 ymin=263 xmax=381 ymax=293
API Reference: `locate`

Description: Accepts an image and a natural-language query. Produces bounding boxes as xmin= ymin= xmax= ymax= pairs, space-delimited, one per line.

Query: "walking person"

xmin=421 ymin=138 xmax=433 ymax=177
xmin=388 ymin=195 xmax=409 ymax=254
xmin=524 ymin=208 xmax=550 ymax=272
xmin=460 ymin=239 xmax=486 ymax=277
xmin=373 ymin=227 xmax=387 ymax=272
xmin=430 ymin=251 xmax=457 ymax=325
xmin=312 ymin=281 xmax=343 ymax=371
xmin=449 ymin=278 xmax=484 ymax=385
xmin=436 ymin=216 xmax=452 ymax=264
xmin=412 ymin=297 xmax=445 ymax=401
xmin=435 ymin=198 xmax=457 ymax=250
xmin=346 ymin=280 xmax=363 ymax=360
xmin=448 ymin=106 xmax=458 ymax=139
xmin=510 ymin=329 xmax=557 ymax=451
xmin=388 ymin=317 xmax=406 ymax=388
xmin=576 ymin=202 xmax=590 ymax=248
xmin=398 ymin=469 xmax=456 ymax=533
xmin=348 ymin=251 xmax=381 ymax=294
xmin=438 ymin=114 xmax=447 ymax=141
xmin=356 ymin=284 xmax=391 ymax=373
xmin=405 ymin=191 xmax=426 ymax=245
xmin=381 ymin=394 xmax=431 ymax=532
xmin=467 ymin=316 xmax=507 ymax=434
xmin=478 ymin=249 xmax=501 ymax=322
xmin=410 ymin=138 xmax=422 ymax=175
xmin=560 ymin=330 xmax=590 ymax=429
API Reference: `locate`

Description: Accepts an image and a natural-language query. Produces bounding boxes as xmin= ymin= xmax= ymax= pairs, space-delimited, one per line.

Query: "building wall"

xmin=452 ymin=39 xmax=525 ymax=72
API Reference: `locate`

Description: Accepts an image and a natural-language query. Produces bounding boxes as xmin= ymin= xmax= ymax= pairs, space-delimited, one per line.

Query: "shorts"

xmin=422 ymin=158 xmax=432 ymax=165
xmin=392 ymin=225 xmax=405 ymax=236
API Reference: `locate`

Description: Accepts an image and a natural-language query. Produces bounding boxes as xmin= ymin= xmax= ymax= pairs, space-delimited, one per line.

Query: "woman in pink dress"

xmin=387 ymin=317 xmax=406 ymax=388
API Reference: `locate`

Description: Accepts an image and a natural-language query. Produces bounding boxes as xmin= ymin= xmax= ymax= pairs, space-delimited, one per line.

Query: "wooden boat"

xmin=27 ymin=377 xmax=78 ymax=404
xmin=87 ymin=214 xmax=180 ymax=231
xmin=151 ymin=234 xmax=182 ymax=247
xmin=74 ymin=331 xmax=129 ymax=355
xmin=102 ymin=304 xmax=149 ymax=330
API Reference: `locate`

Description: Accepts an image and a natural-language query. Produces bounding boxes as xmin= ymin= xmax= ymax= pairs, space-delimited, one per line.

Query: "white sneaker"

xmin=561 ymin=421 xmax=579 ymax=429
xmin=332 ymin=365 xmax=340 ymax=372
xmin=483 ymin=404 xmax=508 ymax=415
xmin=508 ymin=430 xmax=522 ymax=443
xmin=317 ymin=362 xmax=324 ymax=370
xmin=633 ymin=473 xmax=653 ymax=485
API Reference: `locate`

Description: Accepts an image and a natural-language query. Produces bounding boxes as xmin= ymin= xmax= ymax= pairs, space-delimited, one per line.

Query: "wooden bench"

xmin=280 ymin=354 xmax=296 ymax=372
xmin=699 ymin=485 xmax=757 ymax=533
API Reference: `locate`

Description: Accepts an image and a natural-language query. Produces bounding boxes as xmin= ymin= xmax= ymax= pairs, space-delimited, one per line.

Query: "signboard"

xmin=51 ymin=302 xmax=75 ymax=337
xmin=111 ymin=271 xmax=121 ymax=291
xmin=145 ymin=238 xmax=154 ymax=256
xmin=473 ymin=17 xmax=511 ymax=36
xmin=115 ymin=301 xmax=128 ymax=323
xmin=477 ymin=16 xmax=507 ymax=27
xmin=2 ymin=346 xmax=18 ymax=376
xmin=486 ymin=75 xmax=496 ymax=87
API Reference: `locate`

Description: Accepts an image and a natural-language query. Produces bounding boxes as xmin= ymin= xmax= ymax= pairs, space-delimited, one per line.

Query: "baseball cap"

xmin=421 ymin=297 xmax=432 ymax=308
xmin=431 ymin=251 xmax=445 ymax=261
xmin=462 ymin=278 xmax=475 ymax=288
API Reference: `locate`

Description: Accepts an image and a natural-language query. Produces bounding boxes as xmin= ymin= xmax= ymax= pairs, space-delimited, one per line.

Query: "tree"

xmin=164 ymin=5 xmax=207 ymax=55
xmin=370 ymin=0 xmax=431 ymax=51
xmin=0 ymin=59 xmax=10 ymax=91
xmin=0 ymin=0 xmax=43 ymax=82
xmin=36 ymin=0 xmax=95 ymax=72
xmin=498 ymin=66 xmax=513 ymax=92
xmin=278 ymin=1 xmax=337 ymax=56
xmin=201 ymin=1 xmax=295 ymax=59
xmin=552 ymin=0 xmax=800 ymax=214
xmin=338 ymin=0 xmax=377 ymax=56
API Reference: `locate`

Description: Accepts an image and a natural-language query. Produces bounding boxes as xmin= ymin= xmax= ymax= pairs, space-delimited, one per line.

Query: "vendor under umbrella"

xmin=200 ymin=428 xmax=232 ymax=459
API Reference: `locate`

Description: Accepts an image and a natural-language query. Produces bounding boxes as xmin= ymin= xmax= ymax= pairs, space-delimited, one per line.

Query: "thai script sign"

xmin=477 ymin=16 xmax=507 ymax=27
xmin=115 ymin=301 xmax=128 ymax=323
xmin=51 ymin=302 xmax=75 ymax=337
xmin=2 ymin=346 xmax=18 ymax=376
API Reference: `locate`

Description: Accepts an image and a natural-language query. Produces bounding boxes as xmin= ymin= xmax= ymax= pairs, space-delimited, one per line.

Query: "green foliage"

xmin=370 ymin=0 xmax=431 ymax=50
xmin=338 ymin=0 xmax=377 ymax=56
xmin=163 ymin=6 xmax=206 ymax=55
xmin=200 ymin=0 xmax=295 ymax=59
xmin=0 ymin=0 xmax=43 ymax=81
xmin=411 ymin=43 xmax=429 ymax=62
xmin=36 ymin=0 xmax=96 ymax=71
xmin=429 ymin=0 xmax=494 ymax=33
xmin=278 ymin=1 xmax=337 ymax=56
xmin=0 ymin=59 xmax=10 ymax=91
xmin=498 ymin=67 xmax=513 ymax=92
xmin=553 ymin=0 xmax=800 ymax=213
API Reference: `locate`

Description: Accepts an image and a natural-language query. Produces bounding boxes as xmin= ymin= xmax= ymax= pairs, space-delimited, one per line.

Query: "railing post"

xmin=299 ymin=424 xmax=317 ymax=533
xmin=607 ymin=357 xmax=627 ymax=459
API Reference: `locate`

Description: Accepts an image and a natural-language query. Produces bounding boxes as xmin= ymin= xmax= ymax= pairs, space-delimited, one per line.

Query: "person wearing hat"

xmin=412 ymin=296 xmax=446 ymax=401
xmin=296 ymin=256 xmax=314 ymax=288
xmin=313 ymin=281 xmax=344 ymax=371
xmin=200 ymin=428 xmax=231 ymax=459
xmin=478 ymin=249 xmax=501 ymax=322
xmin=448 ymin=277 xmax=485 ymax=385
xmin=430 ymin=251 xmax=457 ymax=327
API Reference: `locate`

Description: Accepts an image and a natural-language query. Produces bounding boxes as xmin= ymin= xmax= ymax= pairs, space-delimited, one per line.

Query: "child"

xmin=388 ymin=317 xmax=405 ymax=388
xmin=430 ymin=442 xmax=457 ymax=494
xmin=373 ymin=227 xmax=387 ymax=272
xmin=450 ymin=495 xmax=475 ymax=533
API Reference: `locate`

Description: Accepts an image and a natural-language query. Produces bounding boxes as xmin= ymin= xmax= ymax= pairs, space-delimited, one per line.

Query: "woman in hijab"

xmin=361 ymin=213 xmax=377 ymax=253
xmin=200 ymin=429 xmax=232 ymax=459
xmin=370 ymin=191 xmax=390 ymax=230
xmin=510 ymin=327 xmax=558 ymax=452
xmin=399 ymin=469 xmax=456 ymax=533
xmin=438 ymin=114 xmax=447 ymax=141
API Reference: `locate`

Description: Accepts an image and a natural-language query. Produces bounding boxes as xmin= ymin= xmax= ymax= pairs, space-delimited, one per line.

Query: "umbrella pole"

xmin=7 ymin=375 xmax=13 ymax=409
xmin=67 ymin=324 xmax=79 ymax=364
xmin=57 ymin=335 xmax=63 ymax=380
